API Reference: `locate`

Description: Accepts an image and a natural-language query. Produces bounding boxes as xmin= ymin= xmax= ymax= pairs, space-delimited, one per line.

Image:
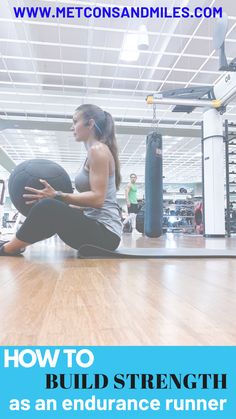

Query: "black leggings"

xmin=16 ymin=198 xmax=120 ymax=251
xmin=128 ymin=203 xmax=138 ymax=214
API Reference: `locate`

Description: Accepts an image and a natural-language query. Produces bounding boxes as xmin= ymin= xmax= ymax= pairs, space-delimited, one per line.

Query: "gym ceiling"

xmin=0 ymin=0 xmax=236 ymax=194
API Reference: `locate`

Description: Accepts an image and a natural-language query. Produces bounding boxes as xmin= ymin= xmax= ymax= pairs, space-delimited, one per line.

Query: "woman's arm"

xmin=23 ymin=146 xmax=110 ymax=208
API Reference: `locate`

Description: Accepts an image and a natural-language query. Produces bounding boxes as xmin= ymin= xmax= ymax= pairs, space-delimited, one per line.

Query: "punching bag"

xmin=144 ymin=131 xmax=163 ymax=237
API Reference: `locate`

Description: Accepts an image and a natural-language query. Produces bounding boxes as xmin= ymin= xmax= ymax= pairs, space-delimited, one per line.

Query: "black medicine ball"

xmin=8 ymin=159 xmax=73 ymax=216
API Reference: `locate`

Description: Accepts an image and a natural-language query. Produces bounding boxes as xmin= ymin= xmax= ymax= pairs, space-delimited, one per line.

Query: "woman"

xmin=0 ymin=104 xmax=122 ymax=256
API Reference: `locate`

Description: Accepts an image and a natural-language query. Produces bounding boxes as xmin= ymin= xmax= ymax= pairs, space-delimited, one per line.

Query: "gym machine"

xmin=146 ymin=14 xmax=236 ymax=237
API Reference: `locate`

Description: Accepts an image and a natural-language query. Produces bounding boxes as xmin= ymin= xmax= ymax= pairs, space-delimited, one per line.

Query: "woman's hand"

xmin=23 ymin=179 xmax=56 ymax=205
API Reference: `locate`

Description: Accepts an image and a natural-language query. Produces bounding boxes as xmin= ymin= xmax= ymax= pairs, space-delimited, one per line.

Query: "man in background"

xmin=123 ymin=173 xmax=138 ymax=232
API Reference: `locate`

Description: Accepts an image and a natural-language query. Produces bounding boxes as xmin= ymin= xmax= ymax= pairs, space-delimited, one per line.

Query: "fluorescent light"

xmin=120 ymin=33 xmax=139 ymax=62
xmin=35 ymin=138 xmax=47 ymax=144
xmin=39 ymin=147 xmax=49 ymax=153
xmin=137 ymin=25 xmax=149 ymax=50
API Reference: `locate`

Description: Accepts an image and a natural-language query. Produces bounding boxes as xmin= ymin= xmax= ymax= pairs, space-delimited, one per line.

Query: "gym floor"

xmin=1 ymin=232 xmax=236 ymax=346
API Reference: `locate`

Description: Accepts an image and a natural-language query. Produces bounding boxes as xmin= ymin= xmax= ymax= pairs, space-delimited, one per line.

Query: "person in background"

xmin=123 ymin=173 xmax=138 ymax=232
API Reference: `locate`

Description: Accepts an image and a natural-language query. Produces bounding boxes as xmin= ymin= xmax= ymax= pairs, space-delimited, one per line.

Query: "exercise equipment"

xmin=146 ymin=36 xmax=236 ymax=237
xmin=8 ymin=159 xmax=73 ymax=216
xmin=144 ymin=131 xmax=163 ymax=237
xmin=77 ymin=244 xmax=236 ymax=259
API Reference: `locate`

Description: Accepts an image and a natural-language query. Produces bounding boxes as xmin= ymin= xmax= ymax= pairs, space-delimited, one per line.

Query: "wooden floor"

xmin=1 ymin=231 xmax=236 ymax=346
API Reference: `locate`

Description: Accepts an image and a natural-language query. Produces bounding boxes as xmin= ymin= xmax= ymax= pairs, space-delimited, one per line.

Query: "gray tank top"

xmin=74 ymin=165 xmax=122 ymax=238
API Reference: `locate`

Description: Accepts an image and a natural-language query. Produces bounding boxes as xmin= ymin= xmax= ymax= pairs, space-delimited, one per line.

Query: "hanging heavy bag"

xmin=144 ymin=131 xmax=163 ymax=238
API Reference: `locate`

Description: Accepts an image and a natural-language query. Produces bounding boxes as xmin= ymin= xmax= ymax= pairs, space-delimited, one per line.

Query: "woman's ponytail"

xmin=103 ymin=111 xmax=121 ymax=190
xmin=76 ymin=104 xmax=121 ymax=189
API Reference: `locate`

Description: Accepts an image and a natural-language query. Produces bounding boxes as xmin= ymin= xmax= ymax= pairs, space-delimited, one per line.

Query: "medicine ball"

xmin=8 ymin=159 xmax=73 ymax=216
